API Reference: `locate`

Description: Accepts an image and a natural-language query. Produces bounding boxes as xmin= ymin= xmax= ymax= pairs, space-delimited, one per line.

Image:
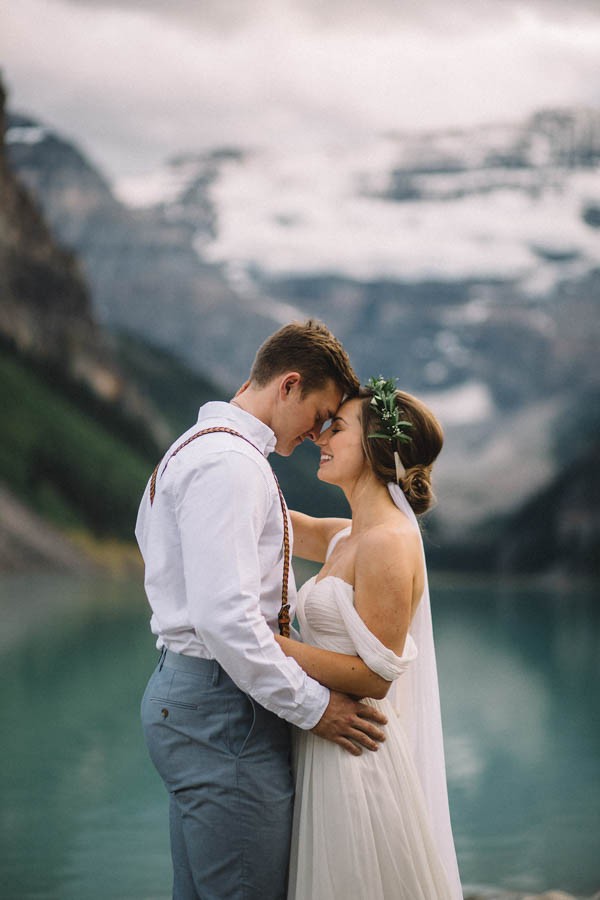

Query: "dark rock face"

xmin=0 ymin=81 xmax=171 ymax=448
xmin=0 ymin=87 xmax=98 ymax=374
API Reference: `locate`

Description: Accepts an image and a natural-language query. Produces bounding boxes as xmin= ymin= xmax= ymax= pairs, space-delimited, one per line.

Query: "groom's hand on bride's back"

xmin=311 ymin=690 xmax=387 ymax=755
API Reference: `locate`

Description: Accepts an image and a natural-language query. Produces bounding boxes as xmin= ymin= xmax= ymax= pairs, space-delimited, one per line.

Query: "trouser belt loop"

xmin=158 ymin=646 xmax=167 ymax=670
xmin=212 ymin=661 xmax=221 ymax=687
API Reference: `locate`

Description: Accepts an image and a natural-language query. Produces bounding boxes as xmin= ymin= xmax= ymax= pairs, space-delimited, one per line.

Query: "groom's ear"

xmin=279 ymin=372 xmax=302 ymax=398
xmin=233 ymin=379 xmax=250 ymax=397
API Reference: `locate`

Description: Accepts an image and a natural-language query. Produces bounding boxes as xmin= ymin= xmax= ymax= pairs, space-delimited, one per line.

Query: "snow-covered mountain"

xmin=118 ymin=109 xmax=600 ymax=290
xmin=6 ymin=107 xmax=600 ymax=547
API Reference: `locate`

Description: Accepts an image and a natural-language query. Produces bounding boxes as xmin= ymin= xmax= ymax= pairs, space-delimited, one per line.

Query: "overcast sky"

xmin=2 ymin=0 xmax=600 ymax=183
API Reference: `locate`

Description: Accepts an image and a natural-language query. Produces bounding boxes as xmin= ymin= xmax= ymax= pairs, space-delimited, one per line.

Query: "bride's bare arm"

xmin=274 ymin=635 xmax=392 ymax=700
xmin=282 ymin=527 xmax=417 ymax=698
xmin=290 ymin=510 xmax=351 ymax=563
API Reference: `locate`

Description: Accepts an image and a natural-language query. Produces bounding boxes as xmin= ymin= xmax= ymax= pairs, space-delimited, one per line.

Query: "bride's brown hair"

xmin=359 ymin=387 xmax=444 ymax=515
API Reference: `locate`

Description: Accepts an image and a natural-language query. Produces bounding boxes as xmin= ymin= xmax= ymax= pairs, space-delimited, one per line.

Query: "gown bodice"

xmin=296 ymin=574 xmax=418 ymax=683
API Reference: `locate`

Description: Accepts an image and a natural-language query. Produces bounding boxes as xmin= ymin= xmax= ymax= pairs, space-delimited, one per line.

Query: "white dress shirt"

xmin=135 ymin=401 xmax=330 ymax=730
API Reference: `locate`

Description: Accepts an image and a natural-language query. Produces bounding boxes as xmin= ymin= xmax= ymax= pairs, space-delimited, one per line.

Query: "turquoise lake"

xmin=1 ymin=570 xmax=599 ymax=899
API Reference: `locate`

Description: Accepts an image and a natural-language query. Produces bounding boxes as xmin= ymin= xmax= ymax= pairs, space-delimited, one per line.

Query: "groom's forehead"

xmin=309 ymin=380 xmax=343 ymax=410
xmin=326 ymin=392 xmax=344 ymax=420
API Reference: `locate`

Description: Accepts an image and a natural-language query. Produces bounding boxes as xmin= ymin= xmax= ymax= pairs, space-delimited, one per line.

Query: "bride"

xmin=275 ymin=378 xmax=463 ymax=900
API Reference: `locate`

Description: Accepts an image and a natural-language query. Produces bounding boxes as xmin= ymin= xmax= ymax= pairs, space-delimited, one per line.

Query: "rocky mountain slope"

xmin=0 ymin=78 xmax=177 ymax=568
xmin=1 ymin=98 xmax=95 ymax=382
xmin=6 ymin=117 xmax=287 ymax=390
xmin=0 ymin=97 xmax=173 ymax=453
xmin=6 ymin=103 xmax=599 ymax=573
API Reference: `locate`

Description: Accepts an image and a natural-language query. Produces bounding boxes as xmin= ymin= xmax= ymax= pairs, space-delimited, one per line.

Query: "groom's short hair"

xmin=250 ymin=319 xmax=359 ymax=398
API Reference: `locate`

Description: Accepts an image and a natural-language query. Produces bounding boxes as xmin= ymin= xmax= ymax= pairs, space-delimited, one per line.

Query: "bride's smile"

xmin=316 ymin=398 xmax=366 ymax=487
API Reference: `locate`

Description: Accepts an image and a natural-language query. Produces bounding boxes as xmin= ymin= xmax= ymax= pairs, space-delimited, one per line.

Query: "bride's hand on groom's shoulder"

xmin=311 ymin=690 xmax=387 ymax=756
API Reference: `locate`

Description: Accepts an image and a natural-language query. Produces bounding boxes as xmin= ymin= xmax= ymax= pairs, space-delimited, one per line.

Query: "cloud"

xmin=59 ymin=0 xmax=600 ymax=32
xmin=1 ymin=0 xmax=599 ymax=180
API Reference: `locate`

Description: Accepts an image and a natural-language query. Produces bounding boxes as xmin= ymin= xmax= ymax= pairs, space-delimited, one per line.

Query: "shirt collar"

xmin=197 ymin=401 xmax=277 ymax=457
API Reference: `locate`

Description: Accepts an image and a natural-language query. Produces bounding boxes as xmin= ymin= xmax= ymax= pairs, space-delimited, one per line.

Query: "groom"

xmin=137 ymin=320 xmax=387 ymax=900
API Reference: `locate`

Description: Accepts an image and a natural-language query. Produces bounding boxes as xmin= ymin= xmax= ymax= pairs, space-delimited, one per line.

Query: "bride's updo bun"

xmin=401 ymin=464 xmax=434 ymax=516
xmin=359 ymin=387 xmax=444 ymax=515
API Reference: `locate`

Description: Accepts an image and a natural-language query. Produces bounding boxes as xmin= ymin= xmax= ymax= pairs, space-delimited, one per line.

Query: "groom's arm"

xmin=174 ymin=448 xmax=329 ymax=730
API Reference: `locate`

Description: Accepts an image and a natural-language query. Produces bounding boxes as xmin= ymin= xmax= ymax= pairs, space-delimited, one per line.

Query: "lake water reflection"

xmin=1 ymin=571 xmax=599 ymax=899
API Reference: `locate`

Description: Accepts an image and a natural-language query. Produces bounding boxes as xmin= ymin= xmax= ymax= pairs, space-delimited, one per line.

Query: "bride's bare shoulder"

xmin=355 ymin=520 xmax=419 ymax=568
xmin=353 ymin=523 xmax=419 ymax=647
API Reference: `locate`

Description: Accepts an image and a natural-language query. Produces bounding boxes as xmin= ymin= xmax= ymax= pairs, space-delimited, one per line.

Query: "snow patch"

xmin=201 ymin=141 xmax=600 ymax=285
xmin=421 ymin=382 xmax=495 ymax=426
xmin=114 ymin=167 xmax=190 ymax=208
xmin=115 ymin=155 xmax=215 ymax=209
xmin=5 ymin=125 xmax=48 ymax=145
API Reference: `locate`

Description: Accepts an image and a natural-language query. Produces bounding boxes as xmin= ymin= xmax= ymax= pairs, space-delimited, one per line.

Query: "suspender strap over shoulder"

xmin=149 ymin=426 xmax=291 ymax=638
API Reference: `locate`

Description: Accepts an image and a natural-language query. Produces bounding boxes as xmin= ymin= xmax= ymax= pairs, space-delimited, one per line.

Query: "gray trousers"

xmin=141 ymin=648 xmax=294 ymax=900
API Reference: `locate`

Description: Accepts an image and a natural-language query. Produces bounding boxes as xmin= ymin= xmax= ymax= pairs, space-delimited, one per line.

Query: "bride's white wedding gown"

xmin=287 ymin=508 xmax=462 ymax=900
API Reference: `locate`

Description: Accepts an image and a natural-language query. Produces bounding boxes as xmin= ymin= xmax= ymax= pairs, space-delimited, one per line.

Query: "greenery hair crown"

xmin=366 ymin=376 xmax=413 ymax=445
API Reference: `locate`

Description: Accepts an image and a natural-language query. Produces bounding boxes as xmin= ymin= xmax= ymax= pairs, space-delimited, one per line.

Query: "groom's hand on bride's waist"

xmin=311 ymin=691 xmax=387 ymax=755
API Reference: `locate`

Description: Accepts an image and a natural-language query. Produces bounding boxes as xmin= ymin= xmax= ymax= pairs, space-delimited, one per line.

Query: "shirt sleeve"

xmin=173 ymin=447 xmax=330 ymax=730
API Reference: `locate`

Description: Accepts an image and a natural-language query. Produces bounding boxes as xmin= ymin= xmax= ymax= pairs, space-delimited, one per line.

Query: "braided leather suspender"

xmin=149 ymin=426 xmax=291 ymax=638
